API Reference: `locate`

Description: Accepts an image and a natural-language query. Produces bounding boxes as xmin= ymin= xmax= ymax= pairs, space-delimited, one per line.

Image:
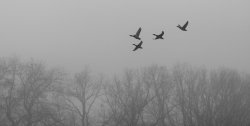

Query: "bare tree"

xmin=16 ymin=60 xmax=63 ymax=126
xmin=104 ymin=69 xmax=153 ymax=126
xmin=208 ymin=68 xmax=250 ymax=126
xmin=0 ymin=56 xmax=250 ymax=126
xmin=143 ymin=65 xmax=175 ymax=126
xmin=0 ymin=57 xmax=24 ymax=126
xmin=61 ymin=67 xmax=103 ymax=126
xmin=172 ymin=64 xmax=250 ymax=126
xmin=172 ymin=64 xmax=210 ymax=126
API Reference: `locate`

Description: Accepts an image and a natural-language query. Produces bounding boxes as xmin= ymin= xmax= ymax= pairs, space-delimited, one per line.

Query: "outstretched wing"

xmin=138 ymin=41 xmax=143 ymax=46
xmin=133 ymin=47 xmax=138 ymax=51
xmin=136 ymin=27 xmax=142 ymax=36
xmin=160 ymin=31 xmax=164 ymax=36
xmin=183 ymin=21 xmax=189 ymax=28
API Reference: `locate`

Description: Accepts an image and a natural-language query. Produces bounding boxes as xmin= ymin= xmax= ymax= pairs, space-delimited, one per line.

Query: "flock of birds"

xmin=130 ymin=21 xmax=189 ymax=51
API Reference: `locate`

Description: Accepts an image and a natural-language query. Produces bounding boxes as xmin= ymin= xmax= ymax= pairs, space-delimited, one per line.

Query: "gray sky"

xmin=0 ymin=0 xmax=250 ymax=75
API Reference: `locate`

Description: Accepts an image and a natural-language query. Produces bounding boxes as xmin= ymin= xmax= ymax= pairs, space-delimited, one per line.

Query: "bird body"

xmin=133 ymin=41 xmax=143 ymax=51
xmin=153 ymin=31 xmax=164 ymax=40
xmin=177 ymin=21 xmax=189 ymax=31
xmin=130 ymin=27 xmax=142 ymax=40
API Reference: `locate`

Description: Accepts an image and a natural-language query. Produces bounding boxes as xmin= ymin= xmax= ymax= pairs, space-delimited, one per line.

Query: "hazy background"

xmin=0 ymin=0 xmax=250 ymax=75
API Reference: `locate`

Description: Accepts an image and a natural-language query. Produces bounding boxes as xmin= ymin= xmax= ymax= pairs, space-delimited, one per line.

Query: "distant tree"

xmin=1 ymin=56 xmax=250 ymax=126
xmin=61 ymin=67 xmax=103 ymax=126
xmin=0 ymin=57 xmax=23 ymax=126
xmin=16 ymin=60 xmax=63 ymax=126
xmin=172 ymin=63 xmax=195 ymax=126
xmin=104 ymin=69 xmax=153 ymax=126
xmin=208 ymin=68 xmax=250 ymax=126
xmin=142 ymin=65 xmax=175 ymax=126
xmin=172 ymin=63 xmax=250 ymax=126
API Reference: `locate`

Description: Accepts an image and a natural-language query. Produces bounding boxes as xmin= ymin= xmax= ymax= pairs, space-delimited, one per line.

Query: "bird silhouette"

xmin=153 ymin=31 xmax=164 ymax=40
xmin=177 ymin=21 xmax=189 ymax=31
xmin=133 ymin=41 xmax=143 ymax=51
xmin=130 ymin=27 xmax=141 ymax=40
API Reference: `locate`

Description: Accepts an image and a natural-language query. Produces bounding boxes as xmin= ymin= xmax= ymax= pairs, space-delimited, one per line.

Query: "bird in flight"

xmin=153 ymin=31 xmax=164 ymax=40
xmin=130 ymin=27 xmax=142 ymax=40
xmin=133 ymin=41 xmax=143 ymax=51
xmin=177 ymin=21 xmax=189 ymax=31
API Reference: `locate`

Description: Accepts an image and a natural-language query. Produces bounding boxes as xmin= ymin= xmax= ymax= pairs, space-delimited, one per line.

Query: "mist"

xmin=0 ymin=0 xmax=250 ymax=75
xmin=0 ymin=0 xmax=250 ymax=125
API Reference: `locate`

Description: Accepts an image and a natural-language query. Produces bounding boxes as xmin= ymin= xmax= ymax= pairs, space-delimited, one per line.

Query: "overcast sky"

xmin=0 ymin=0 xmax=250 ymax=75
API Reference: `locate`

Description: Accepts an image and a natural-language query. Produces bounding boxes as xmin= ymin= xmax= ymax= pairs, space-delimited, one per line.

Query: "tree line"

xmin=0 ymin=56 xmax=250 ymax=126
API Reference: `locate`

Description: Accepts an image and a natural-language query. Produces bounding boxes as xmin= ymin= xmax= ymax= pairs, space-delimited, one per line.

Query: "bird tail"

xmin=133 ymin=44 xmax=137 ymax=46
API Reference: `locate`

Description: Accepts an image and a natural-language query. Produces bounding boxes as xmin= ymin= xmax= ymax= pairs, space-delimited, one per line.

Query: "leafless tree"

xmin=172 ymin=64 xmax=250 ymax=126
xmin=61 ymin=67 xmax=103 ymax=126
xmin=104 ymin=69 xmax=153 ymax=126
xmin=16 ymin=60 xmax=63 ymax=126
xmin=142 ymin=65 xmax=175 ymax=126
xmin=0 ymin=56 xmax=250 ymax=126
xmin=0 ymin=57 xmax=23 ymax=126
xmin=208 ymin=68 xmax=250 ymax=126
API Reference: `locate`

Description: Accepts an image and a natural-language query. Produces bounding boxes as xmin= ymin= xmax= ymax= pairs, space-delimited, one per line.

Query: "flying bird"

xmin=177 ymin=21 xmax=189 ymax=31
xmin=153 ymin=31 xmax=164 ymax=40
xmin=133 ymin=41 xmax=143 ymax=51
xmin=130 ymin=27 xmax=142 ymax=40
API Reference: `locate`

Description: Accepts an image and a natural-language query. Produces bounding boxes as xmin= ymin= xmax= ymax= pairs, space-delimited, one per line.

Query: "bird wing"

xmin=133 ymin=47 xmax=138 ymax=51
xmin=160 ymin=31 xmax=164 ymax=36
xmin=136 ymin=27 xmax=141 ymax=36
xmin=138 ymin=41 xmax=143 ymax=46
xmin=183 ymin=21 xmax=189 ymax=28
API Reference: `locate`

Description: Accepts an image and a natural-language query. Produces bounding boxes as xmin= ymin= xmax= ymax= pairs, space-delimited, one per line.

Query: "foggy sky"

xmin=0 ymin=0 xmax=250 ymax=75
